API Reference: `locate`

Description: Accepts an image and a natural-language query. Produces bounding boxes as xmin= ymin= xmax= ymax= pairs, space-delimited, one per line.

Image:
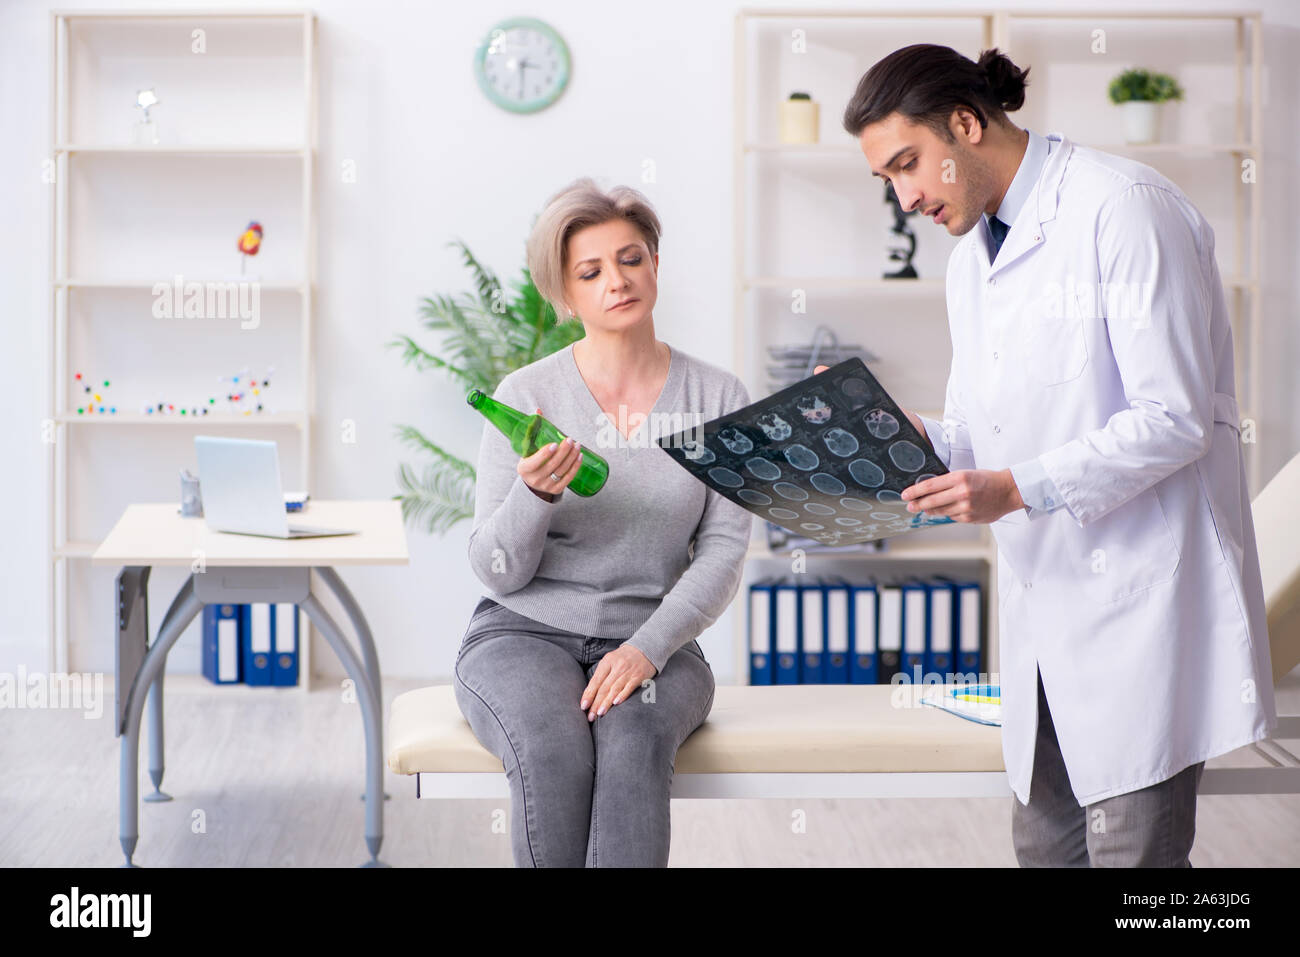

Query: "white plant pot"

xmin=1121 ymin=101 xmax=1162 ymax=144
xmin=779 ymin=98 xmax=819 ymax=144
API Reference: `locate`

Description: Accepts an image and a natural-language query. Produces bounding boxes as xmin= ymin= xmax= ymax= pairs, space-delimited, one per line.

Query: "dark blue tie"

xmin=988 ymin=215 xmax=1010 ymax=259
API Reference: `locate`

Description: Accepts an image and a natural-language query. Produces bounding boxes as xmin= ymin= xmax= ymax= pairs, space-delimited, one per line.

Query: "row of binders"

xmin=748 ymin=576 xmax=983 ymax=685
xmin=202 ymin=603 xmax=300 ymax=686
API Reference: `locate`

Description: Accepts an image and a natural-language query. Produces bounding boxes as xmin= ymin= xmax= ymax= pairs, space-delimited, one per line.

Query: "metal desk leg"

xmin=300 ymin=592 xmax=386 ymax=867
xmin=316 ymin=566 xmax=389 ymax=801
xmin=142 ymin=577 xmax=197 ymax=803
xmin=118 ymin=578 xmax=203 ymax=867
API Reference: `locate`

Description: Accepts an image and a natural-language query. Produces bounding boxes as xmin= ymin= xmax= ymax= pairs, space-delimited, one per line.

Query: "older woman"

xmin=453 ymin=178 xmax=752 ymax=867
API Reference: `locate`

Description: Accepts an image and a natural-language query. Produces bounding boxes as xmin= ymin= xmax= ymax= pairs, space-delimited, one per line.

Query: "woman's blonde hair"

xmin=525 ymin=177 xmax=662 ymax=319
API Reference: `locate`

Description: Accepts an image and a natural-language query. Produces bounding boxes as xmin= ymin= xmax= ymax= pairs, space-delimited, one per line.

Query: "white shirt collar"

xmin=987 ymin=128 xmax=1049 ymax=230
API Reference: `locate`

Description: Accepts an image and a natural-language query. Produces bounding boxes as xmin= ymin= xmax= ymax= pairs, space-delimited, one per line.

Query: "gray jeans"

xmin=453 ymin=596 xmax=716 ymax=867
xmin=1012 ymin=669 xmax=1205 ymax=867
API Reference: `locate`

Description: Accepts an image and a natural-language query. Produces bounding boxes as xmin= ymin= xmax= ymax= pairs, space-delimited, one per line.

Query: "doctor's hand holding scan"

xmin=811 ymin=363 xmax=1025 ymax=523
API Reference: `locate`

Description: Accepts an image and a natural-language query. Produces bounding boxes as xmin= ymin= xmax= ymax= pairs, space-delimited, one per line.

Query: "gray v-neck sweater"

xmin=467 ymin=341 xmax=753 ymax=673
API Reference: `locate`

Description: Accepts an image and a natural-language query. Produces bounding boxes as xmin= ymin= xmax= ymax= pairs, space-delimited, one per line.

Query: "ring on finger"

xmin=549 ymin=472 xmax=561 ymax=482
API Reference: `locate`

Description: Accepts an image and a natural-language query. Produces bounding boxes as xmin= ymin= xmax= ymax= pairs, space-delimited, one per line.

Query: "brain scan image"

xmin=745 ymin=457 xmax=782 ymax=481
xmin=887 ymin=440 xmax=926 ymax=472
xmin=848 ymin=458 xmax=885 ymax=488
xmin=810 ymin=473 xmax=846 ymax=495
xmin=707 ymin=466 xmax=744 ymax=487
xmin=864 ymin=408 xmax=900 ymax=439
xmin=772 ymin=482 xmax=809 ymax=501
xmin=838 ymin=376 xmax=868 ymax=398
xmin=822 ymin=428 xmax=859 ymax=457
xmin=680 ymin=439 xmax=715 ymax=464
xmin=755 ymin=412 xmax=793 ymax=441
xmin=784 ymin=444 xmax=819 ymax=470
xmin=795 ymin=393 xmax=834 ymax=425
xmin=717 ymin=427 xmax=753 ymax=454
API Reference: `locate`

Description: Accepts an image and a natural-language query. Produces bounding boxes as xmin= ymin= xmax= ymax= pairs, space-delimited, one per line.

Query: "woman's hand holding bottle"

xmin=517 ymin=407 xmax=583 ymax=502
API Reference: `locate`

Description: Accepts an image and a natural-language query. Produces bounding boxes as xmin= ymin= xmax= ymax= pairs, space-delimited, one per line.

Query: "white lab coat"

xmin=918 ymin=132 xmax=1277 ymax=806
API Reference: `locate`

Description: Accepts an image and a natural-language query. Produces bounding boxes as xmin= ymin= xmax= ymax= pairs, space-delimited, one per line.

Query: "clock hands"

xmin=516 ymin=56 xmax=532 ymax=99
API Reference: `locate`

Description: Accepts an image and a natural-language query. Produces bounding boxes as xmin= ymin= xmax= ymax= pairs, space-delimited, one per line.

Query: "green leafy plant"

xmin=1108 ymin=68 xmax=1185 ymax=105
xmin=389 ymin=239 xmax=584 ymax=534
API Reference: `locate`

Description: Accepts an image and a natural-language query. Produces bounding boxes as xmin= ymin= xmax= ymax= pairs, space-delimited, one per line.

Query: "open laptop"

xmin=195 ymin=436 xmax=357 ymax=539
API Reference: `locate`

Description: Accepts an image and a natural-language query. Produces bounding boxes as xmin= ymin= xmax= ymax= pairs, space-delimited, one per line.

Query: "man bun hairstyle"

xmin=842 ymin=44 xmax=1030 ymax=141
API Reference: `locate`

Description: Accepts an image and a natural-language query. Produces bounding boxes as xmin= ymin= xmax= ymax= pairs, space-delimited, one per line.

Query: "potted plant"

xmin=388 ymin=239 xmax=584 ymax=534
xmin=1108 ymin=68 xmax=1184 ymax=144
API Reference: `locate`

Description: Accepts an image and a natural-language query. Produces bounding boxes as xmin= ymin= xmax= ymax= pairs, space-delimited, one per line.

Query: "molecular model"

xmin=73 ymin=372 xmax=117 ymax=415
xmin=136 ymin=365 xmax=275 ymax=417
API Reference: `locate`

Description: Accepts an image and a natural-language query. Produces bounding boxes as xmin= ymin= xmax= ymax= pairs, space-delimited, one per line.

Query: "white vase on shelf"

xmin=131 ymin=118 xmax=160 ymax=145
xmin=779 ymin=92 xmax=819 ymax=144
xmin=1121 ymin=101 xmax=1161 ymax=144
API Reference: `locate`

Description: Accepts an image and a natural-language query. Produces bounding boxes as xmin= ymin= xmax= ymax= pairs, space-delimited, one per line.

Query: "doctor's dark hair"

xmin=842 ymin=45 xmax=1030 ymax=142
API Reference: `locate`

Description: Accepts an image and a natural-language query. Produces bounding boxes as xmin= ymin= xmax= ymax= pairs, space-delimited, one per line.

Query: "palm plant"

xmin=389 ymin=239 xmax=584 ymax=534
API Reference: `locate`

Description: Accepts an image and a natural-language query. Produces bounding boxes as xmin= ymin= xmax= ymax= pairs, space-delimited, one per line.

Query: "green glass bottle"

xmin=466 ymin=389 xmax=609 ymax=496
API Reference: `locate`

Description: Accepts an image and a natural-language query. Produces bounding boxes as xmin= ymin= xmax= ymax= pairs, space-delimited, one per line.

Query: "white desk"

xmin=93 ymin=500 xmax=409 ymax=867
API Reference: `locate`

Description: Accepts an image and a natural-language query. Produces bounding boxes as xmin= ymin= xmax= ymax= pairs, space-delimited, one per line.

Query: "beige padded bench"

xmin=389 ymin=684 xmax=1011 ymax=799
xmin=389 ymin=452 xmax=1300 ymax=802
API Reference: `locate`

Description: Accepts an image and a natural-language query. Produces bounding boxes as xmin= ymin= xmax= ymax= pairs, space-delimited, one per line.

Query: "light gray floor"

xmin=3 ymin=672 xmax=1297 ymax=867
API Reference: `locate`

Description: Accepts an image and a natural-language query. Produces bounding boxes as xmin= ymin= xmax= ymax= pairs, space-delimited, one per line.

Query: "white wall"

xmin=3 ymin=0 xmax=1297 ymax=685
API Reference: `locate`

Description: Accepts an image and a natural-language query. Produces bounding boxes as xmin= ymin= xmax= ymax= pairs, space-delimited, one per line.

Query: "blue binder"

xmin=773 ymin=578 xmax=800 ymax=684
xmin=954 ymin=581 xmax=983 ymax=679
xmin=243 ymin=603 xmax=274 ymax=686
xmin=901 ymin=579 xmax=928 ymax=685
xmin=799 ymin=578 xmax=827 ymax=683
xmin=926 ymin=580 xmax=956 ymax=680
xmin=823 ymin=578 xmax=851 ymax=684
xmin=202 ymin=603 xmax=244 ymax=685
xmin=272 ymin=604 xmax=300 ymax=686
xmin=849 ymin=582 xmax=878 ymax=685
xmin=748 ymin=580 xmax=775 ymax=686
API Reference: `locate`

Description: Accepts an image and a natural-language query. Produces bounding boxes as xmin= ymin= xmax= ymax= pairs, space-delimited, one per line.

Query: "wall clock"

xmin=474 ymin=17 xmax=571 ymax=114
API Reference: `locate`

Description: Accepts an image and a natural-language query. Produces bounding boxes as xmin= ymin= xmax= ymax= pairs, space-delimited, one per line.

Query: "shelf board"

xmin=748 ymin=275 xmax=1254 ymax=293
xmin=56 ymin=279 xmax=307 ymax=293
xmin=747 ymin=276 xmax=945 ymax=293
xmin=55 ymin=412 xmax=306 ymax=427
xmin=56 ymin=144 xmax=308 ymax=156
xmin=741 ymin=9 xmax=1253 ymax=22
xmin=745 ymin=142 xmax=1257 ymax=156
xmin=53 ymin=542 xmax=99 ymax=560
xmin=744 ymin=143 xmax=860 ymax=154
xmin=54 ymin=9 xmax=313 ymax=19
xmin=745 ymin=541 xmax=990 ymax=562
xmin=1090 ymin=143 xmax=1258 ymax=154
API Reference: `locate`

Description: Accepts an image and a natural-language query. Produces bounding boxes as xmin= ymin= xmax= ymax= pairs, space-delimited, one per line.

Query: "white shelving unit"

xmin=47 ymin=9 xmax=319 ymax=686
xmin=731 ymin=8 xmax=1263 ymax=684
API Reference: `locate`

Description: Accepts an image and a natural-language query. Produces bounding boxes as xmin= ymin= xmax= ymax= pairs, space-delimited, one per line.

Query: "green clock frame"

xmin=473 ymin=17 xmax=571 ymax=114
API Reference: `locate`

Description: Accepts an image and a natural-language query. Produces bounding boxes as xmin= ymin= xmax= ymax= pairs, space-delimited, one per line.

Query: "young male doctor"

xmin=827 ymin=44 xmax=1277 ymax=866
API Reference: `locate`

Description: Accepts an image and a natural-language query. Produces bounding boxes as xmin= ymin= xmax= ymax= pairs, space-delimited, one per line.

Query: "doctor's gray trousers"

xmin=1013 ymin=668 xmax=1205 ymax=867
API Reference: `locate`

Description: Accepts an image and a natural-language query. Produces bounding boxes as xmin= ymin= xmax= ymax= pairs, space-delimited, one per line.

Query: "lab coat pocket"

xmin=1065 ymin=485 xmax=1181 ymax=604
xmin=1023 ymin=313 xmax=1088 ymax=386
